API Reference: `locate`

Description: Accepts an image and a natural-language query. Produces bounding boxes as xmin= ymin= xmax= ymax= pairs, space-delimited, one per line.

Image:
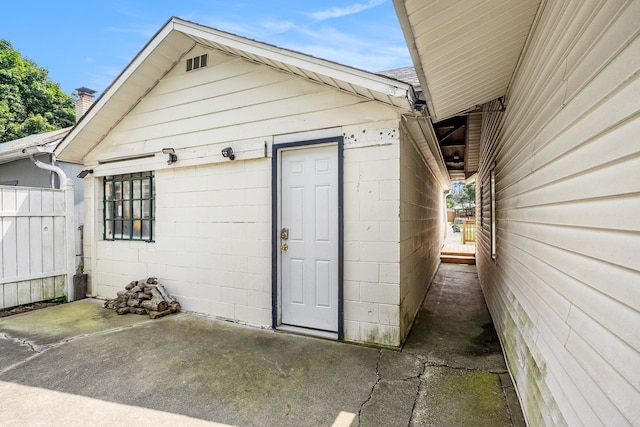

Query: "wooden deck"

xmin=441 ymin=227 xmax=476 ymax=264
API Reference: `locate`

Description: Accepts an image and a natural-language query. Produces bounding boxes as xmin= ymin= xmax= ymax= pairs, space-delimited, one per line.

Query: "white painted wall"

xmin=343 ymin=126 xmax=402 ymax=346
xmin=81 ymin=47 xmax=425 ymax=345
xmin=399 ymin=122 xmax=444 ymax=340
xmin=476 ymin=1 xmax=640 ymax=425
xmin=93 ymin=159 xmax=274 ymax=325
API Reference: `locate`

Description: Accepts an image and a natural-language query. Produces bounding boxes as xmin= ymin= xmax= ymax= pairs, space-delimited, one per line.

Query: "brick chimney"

xmin=75 ymin=87 xmax=97 ymax=122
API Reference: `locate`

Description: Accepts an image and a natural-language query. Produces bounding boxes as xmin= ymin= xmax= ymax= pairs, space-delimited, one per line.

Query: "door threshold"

xmin=277 ymin=325 xmax=338 ymax=340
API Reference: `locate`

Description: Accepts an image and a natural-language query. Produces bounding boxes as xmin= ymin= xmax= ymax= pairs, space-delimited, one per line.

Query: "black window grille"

xmin=103 ymin=172 xmax=154 ymax=242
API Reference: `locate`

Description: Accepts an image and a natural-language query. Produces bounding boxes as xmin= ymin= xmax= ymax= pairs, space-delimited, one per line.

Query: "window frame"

xmin=490 ymin=167 xmax=497 ymax=261
xmin=103 ymin=172 xmax=155 ymax=242
xmin=479 ymin=183 xmax=484 ymax=231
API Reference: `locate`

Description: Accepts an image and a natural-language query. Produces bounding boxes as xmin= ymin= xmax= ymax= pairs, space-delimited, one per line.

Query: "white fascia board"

xmin=173 ymin=18 xmax=413 ymax=100
xmin=392 ymin=0 xmax=438 ymax=120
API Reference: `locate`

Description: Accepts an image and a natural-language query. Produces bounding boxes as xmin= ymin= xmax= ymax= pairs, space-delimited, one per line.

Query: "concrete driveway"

xmin=0 ymin=264 xmax=524 ymax=426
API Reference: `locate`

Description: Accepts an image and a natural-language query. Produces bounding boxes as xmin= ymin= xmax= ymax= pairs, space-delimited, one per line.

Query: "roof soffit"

xmin=394 ymin=0 xmax=541 ymax=122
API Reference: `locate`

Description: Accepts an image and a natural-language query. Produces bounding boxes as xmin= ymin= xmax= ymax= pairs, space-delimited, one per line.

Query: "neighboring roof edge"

xmin=0 ymin=127 xmax=72 ymax=164
xmin=56 ymin=17 xmax=418 ymax=162
xmin=377 ymin=66 xmax=420 ymax=88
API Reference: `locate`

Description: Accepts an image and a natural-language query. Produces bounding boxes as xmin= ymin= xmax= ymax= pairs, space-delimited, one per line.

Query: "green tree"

xmin=464 ymin=182 xmax=476 ymax=206
xmin=0 ymin=39 xmax=75 ymax=143
xmin=448 ymin=181 xmax=476 ymax=209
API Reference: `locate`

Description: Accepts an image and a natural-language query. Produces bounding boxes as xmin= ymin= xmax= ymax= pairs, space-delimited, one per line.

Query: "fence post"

xmin=63 ymin=178 xmax=76 ymax=301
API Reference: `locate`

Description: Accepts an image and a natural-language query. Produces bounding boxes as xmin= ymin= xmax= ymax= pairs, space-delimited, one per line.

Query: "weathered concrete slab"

xmin=0 ymin=332 xmax=35 ymax=372
xmin=0 ymin=305 xmax=378 ymax=426
xmin=0 ymin=263 xmax=525 ymax=426
xmin=403 ymin=263 xmax=507 ymax=372
xmin=360 ymin=378 xmax=420 ymax=426
xmin=0 ymin=299 xmax=149 ymax=347
xmin=412 ymin=366 xmax=511 ymax=427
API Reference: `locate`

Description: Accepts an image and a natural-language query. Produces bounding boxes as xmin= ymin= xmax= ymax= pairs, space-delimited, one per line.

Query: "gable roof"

xmin=393 ymin=0 xmax=541 ymax=121
xmin=56 ymin=17 xmax=419 ymax=163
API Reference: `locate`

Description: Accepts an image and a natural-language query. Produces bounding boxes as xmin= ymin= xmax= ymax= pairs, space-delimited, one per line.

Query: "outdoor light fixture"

xmin=413 ymin=99 xmax=427 ymax=113
xmin=162 ymin=148 xmax=177 ymax=165
xmin=77 ymin=169 xmax=93 ymax=178
xmin=221 ymin=147 xmax=235 ymax=160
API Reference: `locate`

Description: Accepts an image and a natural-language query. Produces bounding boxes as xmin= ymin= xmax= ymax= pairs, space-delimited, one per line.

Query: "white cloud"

xmin=261 ymin=20 xmax=297 ymax=34
xmin=105 ymin=24 xmax=157 ymax=39
xmin=181 ymin=5 xmax=411 ymax=73
xmin=277 ymin=25 xmax=410 ymax=71
xmin=199 ymin=15 xmax=299 ymax=40
xmin=309 ymin=0 xmax=385 ymax=20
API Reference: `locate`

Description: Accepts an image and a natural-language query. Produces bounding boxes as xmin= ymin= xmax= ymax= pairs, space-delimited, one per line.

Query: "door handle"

xmin=281 ymin=243 xmax=289 ymax=252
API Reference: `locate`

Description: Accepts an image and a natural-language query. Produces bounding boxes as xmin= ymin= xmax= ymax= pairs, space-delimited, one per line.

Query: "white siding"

xmin=465 ymin=114 xmax=481 ymax=178
xmin=85 ymin=48 xmax=398 ymax=165
xmin=477 ymin=1 xmax=640 ymax=425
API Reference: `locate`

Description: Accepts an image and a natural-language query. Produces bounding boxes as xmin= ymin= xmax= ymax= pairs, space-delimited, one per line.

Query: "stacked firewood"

xmin=103 ymin=277 xmax=181 ymax=319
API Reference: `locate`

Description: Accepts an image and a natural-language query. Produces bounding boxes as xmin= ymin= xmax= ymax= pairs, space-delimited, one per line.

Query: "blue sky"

xmin=2 ymin=0 xmax=410 ymax=97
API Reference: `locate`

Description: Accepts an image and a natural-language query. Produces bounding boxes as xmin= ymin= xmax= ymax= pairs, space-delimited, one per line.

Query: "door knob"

xmin=281 ymin=243 xmax=289 ymax=251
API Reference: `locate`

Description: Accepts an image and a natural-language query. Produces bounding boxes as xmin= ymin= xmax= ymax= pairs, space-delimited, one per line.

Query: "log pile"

xmin=103 ymin=277 xmax=181 ymax=319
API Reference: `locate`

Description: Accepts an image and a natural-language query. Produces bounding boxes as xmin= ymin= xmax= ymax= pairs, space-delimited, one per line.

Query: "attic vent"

xmin=186 ymin=54 xmax=208 ymax=72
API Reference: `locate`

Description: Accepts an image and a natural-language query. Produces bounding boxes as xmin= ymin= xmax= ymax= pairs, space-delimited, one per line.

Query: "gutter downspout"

xmin=443 ymin=189 xmax=452 ymax=236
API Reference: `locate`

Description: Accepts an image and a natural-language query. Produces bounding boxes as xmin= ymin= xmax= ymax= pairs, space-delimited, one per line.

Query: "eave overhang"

xmin=55 ymin=17 xmax=418 ymax=163
xmin=393 ymin=0 xmax=541 ymax=122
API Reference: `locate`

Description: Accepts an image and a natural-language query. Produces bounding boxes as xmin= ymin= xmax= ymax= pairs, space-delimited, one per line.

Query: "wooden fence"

xmin=0 ymin=184 xmax=76 ymax=309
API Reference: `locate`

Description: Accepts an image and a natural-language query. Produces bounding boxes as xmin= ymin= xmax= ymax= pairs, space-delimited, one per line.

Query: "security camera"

xmin=221 ymin=147 xmax=235 ymax=160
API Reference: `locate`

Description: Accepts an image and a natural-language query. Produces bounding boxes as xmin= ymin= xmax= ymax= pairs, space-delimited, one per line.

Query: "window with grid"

xmin=104 ymin=172 xmax=155 ymax=241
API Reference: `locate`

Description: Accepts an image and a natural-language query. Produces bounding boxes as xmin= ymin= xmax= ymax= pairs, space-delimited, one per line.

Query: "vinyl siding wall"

xmin=82 ymin=47 xmax=413 ymax=346
xmin=476 ymin=1 xmax=640 ymax=425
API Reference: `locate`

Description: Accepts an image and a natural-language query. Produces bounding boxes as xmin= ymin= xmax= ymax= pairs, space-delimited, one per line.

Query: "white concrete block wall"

xmin=87 ymin=121 xmax=410 ymax=347
xmin=91 ymin=157 xmax=273 ymax=327
xmin=342 ymin=128 xmax=401 ymax=347
xmin=399 ymin=126 xmax=444 ymax=340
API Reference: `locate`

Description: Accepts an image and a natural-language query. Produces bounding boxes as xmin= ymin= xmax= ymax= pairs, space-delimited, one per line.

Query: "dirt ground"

xmin=0 ymin=300 xmax=66 ymax=318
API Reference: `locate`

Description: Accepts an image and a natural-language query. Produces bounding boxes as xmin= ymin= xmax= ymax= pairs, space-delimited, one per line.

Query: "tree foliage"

xmin=0 ymin=39 xmax=75 ymax=143
xmin=447 ymin=181 xmax=476 ymax=209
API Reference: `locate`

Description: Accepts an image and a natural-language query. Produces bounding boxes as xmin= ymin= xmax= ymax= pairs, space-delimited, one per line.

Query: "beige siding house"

xmin=55 ymin=18 xmax=449 ymax=347
xmin=395 ymin=0 xmax=639 ymax=425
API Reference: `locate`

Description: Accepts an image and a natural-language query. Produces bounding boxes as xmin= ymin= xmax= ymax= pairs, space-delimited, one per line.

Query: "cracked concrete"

xmin=0 ymin=264 xmax=524 ymax=426
xmin=356 ymin=263 xmax=524 ymax=426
